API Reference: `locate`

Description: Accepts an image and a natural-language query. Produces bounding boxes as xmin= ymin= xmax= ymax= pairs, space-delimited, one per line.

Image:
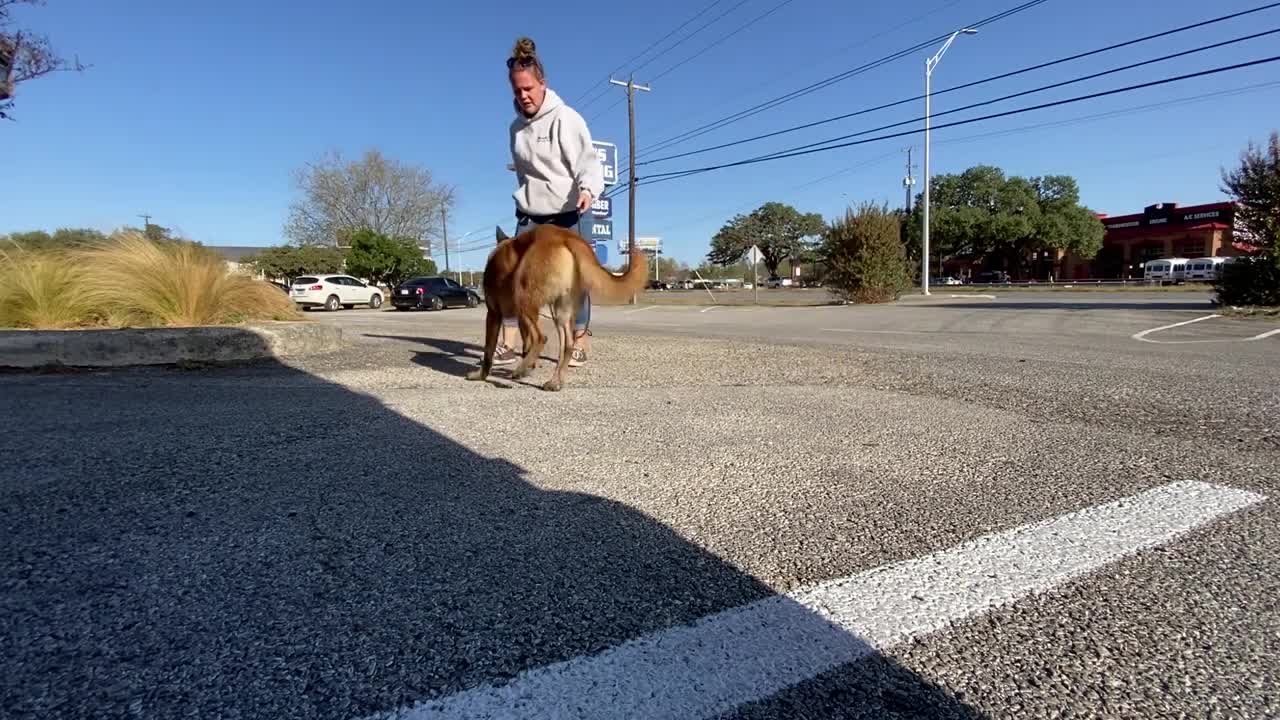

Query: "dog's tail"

xmin=568 ymin=236 xmax=649 ymax=304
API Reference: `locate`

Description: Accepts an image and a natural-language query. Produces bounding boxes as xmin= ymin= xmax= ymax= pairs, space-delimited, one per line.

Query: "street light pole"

xmin=922 ymin=28 xmax=977 ymax=296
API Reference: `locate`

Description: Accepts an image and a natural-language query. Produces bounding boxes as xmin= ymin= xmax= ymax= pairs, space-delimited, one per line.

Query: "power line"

xmin=650 ymin=24 xmax=1280 ymax=167
xmin=636 ymin=0 xmax=1053 ymax=159
xmin=578 ymin=0 xmax=746 ymax=112
xmin=638 ymin=54 xmax=1280 ymax=182
xmin=652 ymin=0 xmax=797 ymax=83
xmin=588 ymin=0 xmax=784 ymax=121
xmin=620 ymin=0 xmax=964 ymax=181
xmin=931 ymin=78 xmax=1280 ymax=148
xmin=570 ymin=0 xmax=730 ymax=107
xmin=638 ymin=4 xmax=1280 ymax=165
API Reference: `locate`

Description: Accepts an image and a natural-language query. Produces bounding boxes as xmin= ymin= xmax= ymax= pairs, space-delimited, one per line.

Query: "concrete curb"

xmin=0 ymin=321 xmax=345 ymax=369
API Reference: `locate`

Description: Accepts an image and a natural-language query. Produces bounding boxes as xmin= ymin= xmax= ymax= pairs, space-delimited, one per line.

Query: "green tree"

xmin=343 ymin=228 xmax=437 ymax=288
xmin=654 ymin=255 xmax=686 ymax=281
xmin=690 ymin=261 xmax=739 ymax=281
xmin=1 ymin=229 xmax=52 ymax=250
xmin=1215 ymin=130 xmax=1280 ymax=307
xmin=1220 ymin=130 xmax=1280 ymax=254
xmin=707 ymin=201 xmax=824 ymax=277
xmin=50 ymin=227 xmax=106 ymax=247
xmin=819 ymin=201 xmax=912 ymax=303
xmin=1 ymin=0 xmax=87 ymax=121
xmin=242 ymin=244 xmax=347 ymax=285
xmin=909 ymin=165 xmax=1104 ymax=278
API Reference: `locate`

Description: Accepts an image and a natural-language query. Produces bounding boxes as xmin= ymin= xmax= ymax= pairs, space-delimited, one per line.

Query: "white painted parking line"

xmin=1131 ymin=314 xmax=1220 ymax=342
xmin=623 ymin=305 xmax=657 ymax=315
xmin=366 ymin=480 xmax=1264 ymax=720
xmin=1131 ymin=314 xmax=1279 ymax=344
xmin=951 ymin=293 xmax=996 ymax=300
xmin=700 ymin=306 xmax=720 ymax=313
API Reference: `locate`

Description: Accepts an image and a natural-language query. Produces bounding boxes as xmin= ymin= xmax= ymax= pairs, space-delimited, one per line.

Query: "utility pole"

xmin=609 ymin=73 xmax=650 ymax=304
xmin=440 ymin=206 xmax=450 ymax=273
xmin=138 ymin=213 xmax=152 ymax=232
xmin=902 ymin=147 xmax=916 ymax=214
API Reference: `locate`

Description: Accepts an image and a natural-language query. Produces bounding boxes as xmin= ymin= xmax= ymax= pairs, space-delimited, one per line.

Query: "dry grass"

xmin=0 ymin=243 xmax=95 ymax=329
xmin=0 ymin=231 xmax=301 ymax=330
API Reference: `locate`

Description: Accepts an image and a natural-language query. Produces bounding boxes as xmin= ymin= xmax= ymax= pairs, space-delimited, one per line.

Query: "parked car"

xmin=291 ymin=274 xmax=383 ymax=311
xmin=391 ymin=275 xmax=480 ymax=311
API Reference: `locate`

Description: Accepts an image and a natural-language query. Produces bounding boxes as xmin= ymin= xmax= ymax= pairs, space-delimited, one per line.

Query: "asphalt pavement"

xmin=2 ymin=290 xmax=1277 ymax=719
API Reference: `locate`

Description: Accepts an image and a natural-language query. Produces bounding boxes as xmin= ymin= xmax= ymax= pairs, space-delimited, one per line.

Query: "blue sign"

xmin=593 ymin=141 xmax=618 ymax=187
xmin=591 ymin=196 xmax=612 ymax=219
xmin=593 ymin=241 xmax=608 ymax=266
xmin=588 ymin=219 xmax=613 ymax=241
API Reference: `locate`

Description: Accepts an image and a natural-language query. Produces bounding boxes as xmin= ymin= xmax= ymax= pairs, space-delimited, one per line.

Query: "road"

xmin=2 ymin=291 xmax=1278 ymax=719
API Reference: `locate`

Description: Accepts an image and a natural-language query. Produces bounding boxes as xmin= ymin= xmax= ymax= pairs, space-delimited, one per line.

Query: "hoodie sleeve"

xmin=560 ymin=107 xmax=605 ymax=200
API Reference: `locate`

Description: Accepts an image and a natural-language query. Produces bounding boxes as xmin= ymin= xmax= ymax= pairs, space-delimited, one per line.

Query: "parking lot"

xmin=3 ymin=290 xmax=1278 ymax=719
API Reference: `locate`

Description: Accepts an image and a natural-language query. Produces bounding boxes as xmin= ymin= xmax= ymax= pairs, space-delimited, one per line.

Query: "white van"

xmin=1143 ymin=257 xmax=1188 ymax=285
xmin=1184 ymin=256 xmax=1226 ymax=282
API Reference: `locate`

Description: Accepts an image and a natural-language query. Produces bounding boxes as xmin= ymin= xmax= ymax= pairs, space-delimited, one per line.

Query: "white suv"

xmin=291 ymin=274 xmax=383 ymax=311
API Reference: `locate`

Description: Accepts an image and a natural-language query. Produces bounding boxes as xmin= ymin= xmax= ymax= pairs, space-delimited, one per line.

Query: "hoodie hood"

xmin=513 ymin=87 xmax=564 ymax=125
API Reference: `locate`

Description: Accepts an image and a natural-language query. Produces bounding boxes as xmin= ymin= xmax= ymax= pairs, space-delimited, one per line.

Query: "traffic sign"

xmin=591 ymin=196 xmax=612 ymax=219
xmin=593 ymin=141 xmax=618 ymax=186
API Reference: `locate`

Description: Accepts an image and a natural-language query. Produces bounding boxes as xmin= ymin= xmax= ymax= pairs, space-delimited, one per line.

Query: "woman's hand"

xmin=576 ymin=190 xmax=593 ymax=214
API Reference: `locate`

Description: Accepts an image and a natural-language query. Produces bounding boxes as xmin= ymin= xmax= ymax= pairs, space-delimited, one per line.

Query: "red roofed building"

xmin=1061 ymin=201 xmax=1245 ymax=280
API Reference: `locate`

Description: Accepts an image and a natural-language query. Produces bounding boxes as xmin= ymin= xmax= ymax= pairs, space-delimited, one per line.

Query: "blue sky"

xmin=5 ymin=0 xmax=1279 ymax=268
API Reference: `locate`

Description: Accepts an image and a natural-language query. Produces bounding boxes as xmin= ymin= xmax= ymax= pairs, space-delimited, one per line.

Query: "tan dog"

xmin=466 ymin=224 xmax=647 ymax=391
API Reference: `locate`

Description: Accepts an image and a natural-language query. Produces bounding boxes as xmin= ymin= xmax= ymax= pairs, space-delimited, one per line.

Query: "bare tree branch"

xmin=1 ymin=0 xmax=87 ymax=120
xmin=284 ymin=148 xmax=457 ymax=253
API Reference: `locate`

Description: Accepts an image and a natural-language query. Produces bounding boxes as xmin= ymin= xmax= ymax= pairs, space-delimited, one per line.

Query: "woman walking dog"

xmin=491 ymin=36 xmax=605 ymax=368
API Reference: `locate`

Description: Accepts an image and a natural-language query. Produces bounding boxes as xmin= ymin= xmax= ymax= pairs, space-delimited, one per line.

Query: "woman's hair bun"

xmin=512 ymin=36 xmax=537 ymax=61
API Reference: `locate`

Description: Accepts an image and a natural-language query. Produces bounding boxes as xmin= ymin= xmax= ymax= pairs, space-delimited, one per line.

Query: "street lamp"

xmin=921 ymin=27 xmax=977 ymax=296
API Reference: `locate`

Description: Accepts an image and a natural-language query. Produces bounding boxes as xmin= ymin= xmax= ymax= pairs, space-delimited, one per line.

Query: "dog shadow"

xmin=364 ymin=334 xmax=562 ymax=389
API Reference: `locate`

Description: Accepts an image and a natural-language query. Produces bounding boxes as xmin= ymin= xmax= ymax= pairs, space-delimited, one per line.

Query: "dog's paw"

xmin=511 ymin=366 xmax=531 ymax=380
xmin=465 ymin=367 xmax=485 ymax=381
xmin=541 ymin=379 xmax=562 ymax=392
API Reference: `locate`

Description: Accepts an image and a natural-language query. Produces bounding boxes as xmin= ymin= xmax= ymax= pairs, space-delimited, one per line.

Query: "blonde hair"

xmin=507 ymin=36 xmax=545 ymax=81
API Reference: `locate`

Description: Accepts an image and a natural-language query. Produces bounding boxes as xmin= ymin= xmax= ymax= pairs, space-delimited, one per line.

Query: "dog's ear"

xmin=495 ymin=225 xmax=510 ymax=242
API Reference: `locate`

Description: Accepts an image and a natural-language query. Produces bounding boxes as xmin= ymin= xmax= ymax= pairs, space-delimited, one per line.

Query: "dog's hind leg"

xmin=466 ymin=307 xmax=502 ymax=382
xmin=542 ymin=298 xmax=575 ymax=392
xmin=510 ymin=311 xmax=544 ymax=380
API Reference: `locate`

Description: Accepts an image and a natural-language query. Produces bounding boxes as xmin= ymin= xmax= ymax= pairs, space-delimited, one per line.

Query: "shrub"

xmin=819 ymin=201 xmax=912 ymax=303
xmin=76 ymin=231 xmax=301 ymax=327
xmin=0 ymin=241 xmax=95 ymax=329
xmin=1214 ymin=254 xmax=1280 ymax=307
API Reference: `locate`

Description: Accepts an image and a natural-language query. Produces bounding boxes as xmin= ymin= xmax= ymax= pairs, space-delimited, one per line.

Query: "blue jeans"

xmin=509 ymin=209 xmax=590 ymax=333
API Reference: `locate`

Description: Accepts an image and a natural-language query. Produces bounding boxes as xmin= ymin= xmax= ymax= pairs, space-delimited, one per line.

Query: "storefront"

xmin=1062 ymin=201 xmax=1239 ymax=280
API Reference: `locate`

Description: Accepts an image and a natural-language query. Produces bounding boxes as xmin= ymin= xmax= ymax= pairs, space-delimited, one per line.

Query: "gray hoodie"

xmin=509 ymin=88 xmax=604 ymax=217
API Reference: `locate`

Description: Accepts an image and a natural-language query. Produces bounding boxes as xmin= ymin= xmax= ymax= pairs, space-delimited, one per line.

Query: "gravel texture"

xmin=2 ymin=302 xmax=1277 ymax=719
